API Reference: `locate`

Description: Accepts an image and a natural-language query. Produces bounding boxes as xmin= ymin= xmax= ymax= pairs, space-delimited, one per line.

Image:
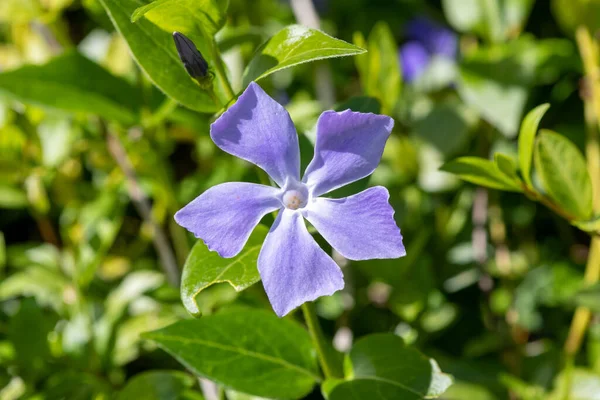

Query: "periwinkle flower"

xmin=400 ymin=17 xmax=458 ymax=82
xmin=175 ymin=82 xmax=406 ymax=317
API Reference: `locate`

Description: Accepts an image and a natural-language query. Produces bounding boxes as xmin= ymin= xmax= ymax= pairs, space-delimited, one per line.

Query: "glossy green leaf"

xmin=534 ymin=130 xmax=593 ymax=220
xmin=353 ymin=22 xmax=401 ymax=114
xmin=181 ymin=225 xmax=268 ymax=316
xmin=243 ymin=25 xmax=365 ymax=86
xmin=518 ymin=103 xmax=550 ymax=188
xmin=329 ymin=334 xmax=452 ymax=399
xmin=0 ymin=51 xmax=140 ymax=124
xmin=441 ymin=157 xmax=523 ymax=192
xmin=143 ymin=308 xmax=320 ymax=399
xmin=99 ymin=0 xmax=217 ymax=112
xmin=117 ymin=371 xmax=203 ymax=400
xmin=132 ymin=0 xmax=227 ymax=38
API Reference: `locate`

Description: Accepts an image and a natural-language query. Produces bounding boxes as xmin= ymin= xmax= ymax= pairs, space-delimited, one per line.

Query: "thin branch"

xmin=106 ymin=129 xmax=180 ymax=287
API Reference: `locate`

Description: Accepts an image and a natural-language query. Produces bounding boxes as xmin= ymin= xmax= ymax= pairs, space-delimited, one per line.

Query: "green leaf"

xmin=143 ymin=308 xmax=320 ymax=399
xmin=441 ymin=157 xmax=523 ymax=192
xmin=181 ymin=225 xmax=268 ymax=316
xmin=329 ymin=334 xmax=452 ymax=399
xmin=518 ymin=103 xmax=550 ymax=188
xmin=442 ymin=0 xmax=484 ymax=35
xmin=457 ymin=37 xmax=561 ymax=137
xmin=132 ymin=0 xmax=227 ymax=38
xmin=353 ymin=22 xmax=401 ymax=114
xmin=0 ymin=266 xmax=70 ymax=313
xmin=413 ymin=102 xmax=475 ymax=157
xmin=534 ymin=130 xmax=593 ymax=220
xmin=99 ymin=0 xmax=217 ymax=113
xmin=494 ymin=152 xmax=520 ymax=181
xmin=243 ymin=25 xmax=365 ymax=86
xmin=552 ymin=0 xmax=600 ymax=36
xmin=8 ymin=298 xmax=52 ymax=383
xmin=117 ymin=371 xmax=203 ymax=400
xmin=573 ymin=215 xmax=600 ymax=233
xmin=43 ymin=371 xmax=113 ymax=400
xmin=0 ymin=184 xmax=28 ymax=209
xmin=503 ymin=0 xmax=536 ymax=36
xmin=0 ymin=51 xmax=141 ymax=124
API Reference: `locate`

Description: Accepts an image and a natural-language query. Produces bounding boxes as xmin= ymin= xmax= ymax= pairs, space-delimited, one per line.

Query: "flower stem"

xmin=564 ymin=26 xmax=600 ymax=357
xmin=301 ymin=302 xmax=342 ymax=379
xmin=210 ymin=40 xmax=236 ymax=102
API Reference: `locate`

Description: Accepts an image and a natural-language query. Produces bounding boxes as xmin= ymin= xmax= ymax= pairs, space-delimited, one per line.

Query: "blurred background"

xmin=1 ymin=0 xmax=600 ymax=399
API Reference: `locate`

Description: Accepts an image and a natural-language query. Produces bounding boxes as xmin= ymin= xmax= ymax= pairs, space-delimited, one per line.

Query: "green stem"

xmin=564 ymin=26 xmax=600 ymax=358
xmin=210 ymin=40 xmax=236 ymax=101
xmin=301 ymin=302 xmax=341 ymax=380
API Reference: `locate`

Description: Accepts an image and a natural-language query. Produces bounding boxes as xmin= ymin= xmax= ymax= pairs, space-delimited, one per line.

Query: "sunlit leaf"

xmin=99 ymin=0 xmax=217 ymax=112
xmin=353 ymin=22 xmax=400 ymax=114
xmin=0 ymin=51 xmax=141 ymax=124
xmin=132 ymin=0 xmax=228 ymax=38
xmin=441 ymin=157 xmax=523 ymax=192
xmin=518 ymin=103 xmax=550 ymax=188
xmin=534 ymin=130 xmax=593 ymax=220
xmin=243 ymin=25 xmax=365 ymax=86
xmin=181 ymin=225 xmax=268 ymax=316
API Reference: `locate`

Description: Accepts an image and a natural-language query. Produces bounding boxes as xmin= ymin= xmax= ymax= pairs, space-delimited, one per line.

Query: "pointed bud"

xmin=173 ymin=31 xmax=210 ymax=80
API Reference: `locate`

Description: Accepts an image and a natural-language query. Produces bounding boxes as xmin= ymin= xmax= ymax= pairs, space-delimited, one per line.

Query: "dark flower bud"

xmin=173 ymin=31 xmax=210 ymax=80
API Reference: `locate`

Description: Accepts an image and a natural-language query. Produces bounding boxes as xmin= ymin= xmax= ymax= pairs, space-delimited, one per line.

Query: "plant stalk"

xmin=210 ymin=40 xmax=236 ymax=102
xmin=301 ymin=302 xmax=342 ymax=380
xmin=564 ymin=26 xmax=600 ymax=357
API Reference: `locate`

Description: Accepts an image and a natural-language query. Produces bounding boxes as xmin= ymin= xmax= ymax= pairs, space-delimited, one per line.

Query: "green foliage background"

xmin=2 ymin=0 xmax=600 ymax=399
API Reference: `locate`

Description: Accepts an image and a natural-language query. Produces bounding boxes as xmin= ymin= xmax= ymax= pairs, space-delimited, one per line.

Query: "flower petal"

xmin=210 ymin=82 xmax=300 ymax=187
xmin=175 ymin=182 xmax=281 ymax=258
xmin=258 ymin=210 xmax=344 ymax=317
xmin=302 ymin=110 xmax=394 ymax=196
xmin=305 ymin=186 xmax=405 ymax=260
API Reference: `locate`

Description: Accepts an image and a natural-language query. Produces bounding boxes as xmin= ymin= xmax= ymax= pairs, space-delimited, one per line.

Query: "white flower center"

xmin=280 ymin=179 xmax=310 ymax=211
xmin=282 ymin=190 xmax=307 ymax=210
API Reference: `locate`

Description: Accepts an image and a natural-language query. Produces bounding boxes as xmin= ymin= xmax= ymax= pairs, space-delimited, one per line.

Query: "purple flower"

xmin=400 ymin=17 xmax=458 ymax=82
xmin=175 ymin=82 xmax=406 ymax=317
xmin=400 ymin=41 xmax=431 ymax=83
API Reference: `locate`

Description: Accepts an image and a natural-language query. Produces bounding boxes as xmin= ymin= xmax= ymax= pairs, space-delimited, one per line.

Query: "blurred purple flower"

xmin=400 ymin=17 xmax=458 ymax=82
xmin=400 ymin=41 xmax=431 ymax=83
xmin=175 ymin=82 xmax=406 ymax=317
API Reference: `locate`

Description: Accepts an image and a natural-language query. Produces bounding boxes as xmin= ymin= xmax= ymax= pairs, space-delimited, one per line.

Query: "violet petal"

xmin=210 ymin=82 xmax=301 ymax=187
xmin=175 ymin=182 xmax=281 ymax=258
xmin=303 ymin=110 xmax=394 ymax=197
xmin=258 ymin=210 xmax=344 ymax=316
xmin=305 ymin=186 xmax=406 ymax=260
